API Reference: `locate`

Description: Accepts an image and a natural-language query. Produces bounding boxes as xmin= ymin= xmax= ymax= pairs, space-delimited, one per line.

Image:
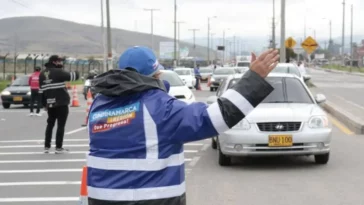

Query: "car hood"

xmin=245 ymin=103 xmax=325 ymax=123
xmin=5 ymin=86 xmax=30 ymax=92
xmin=169 ymin=85 xmax=193 ymax=99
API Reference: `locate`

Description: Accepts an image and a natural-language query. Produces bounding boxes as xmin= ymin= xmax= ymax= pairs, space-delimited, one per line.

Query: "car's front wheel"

xmin=2 ymin=103 xmax=10 ymax=109
xmin=314 ymin=153 xmax=329 ymax=164
xmin=217 ymin=139 xmax=231 ymax=166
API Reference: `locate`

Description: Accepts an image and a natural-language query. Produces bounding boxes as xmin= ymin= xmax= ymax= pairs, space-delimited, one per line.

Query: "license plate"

xmin=268 ymin=135 xmax=293 ymax=147
xmin=13 ymin=96 xmax=23 ymax=101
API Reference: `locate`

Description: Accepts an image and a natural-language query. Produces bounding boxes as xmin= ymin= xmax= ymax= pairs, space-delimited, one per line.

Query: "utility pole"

xmin=144 ymin=8 xmax=160 ymax=52
xmin=222 ymin=29 xmax=230 ymax=65
xmin=350 ymin=4 xmax=353 ymax=68
xmin=173 ymin=21 xmax=185 ymax=65
xmin=101 ymin=0 xmax=107 ymax=72
xmin=329 ymin=20 xmax=332 ymax=41
xmin=189 ymin=28 xmax=199 ymax=67
xmin=207 ymin=16 xmax=217 ymax=65
xmin=341 ymin=0 xmax=345 ymax=65
xmin=280 ymin=0 xmax=286 ymax=63
xmin=106 ymin=0 xmax=112 ymax=70
xmin=233 ymin=35 xmax=236 ymax=59
xmin=211 ymin=33 xmax=216 ymax=60
xmin=272 ymin=0 xmax=276 ymax=49
xmin=174 ymin=0 xmax=177 ymax=67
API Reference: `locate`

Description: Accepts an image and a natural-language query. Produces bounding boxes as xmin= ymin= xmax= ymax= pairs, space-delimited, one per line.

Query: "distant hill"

xmin=0 ymin=16 xmax=213 ymax=59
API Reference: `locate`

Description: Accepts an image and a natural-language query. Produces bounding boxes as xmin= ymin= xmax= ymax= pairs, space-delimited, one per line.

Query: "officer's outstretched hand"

xmin=250 ymin=49 xmax=279 ymax=78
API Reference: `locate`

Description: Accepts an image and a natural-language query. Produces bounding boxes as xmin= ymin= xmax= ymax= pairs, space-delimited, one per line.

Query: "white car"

xmin=174 ymin=68 xmax=196 ymax=89
xmin=207 ymin=73 xmax=332 ymax=166
xmin=272 ymin=63 xmax=311 ymax=82
xmin=160 ymin=70 xmax=196 ymax=103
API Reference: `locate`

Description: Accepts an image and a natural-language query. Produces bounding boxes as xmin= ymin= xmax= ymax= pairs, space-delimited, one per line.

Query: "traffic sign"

xmin=285 ymin=37 xmax=296 ymax=49
xmin=301 ymin=36 xmax=318 ymax=54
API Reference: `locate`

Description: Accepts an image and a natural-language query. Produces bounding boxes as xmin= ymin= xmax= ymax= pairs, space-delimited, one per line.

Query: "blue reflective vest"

xmin=87 ymin=89 xmax=218 ymax=203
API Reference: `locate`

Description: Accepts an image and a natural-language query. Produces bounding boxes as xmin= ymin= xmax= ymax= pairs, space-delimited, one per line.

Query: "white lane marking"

xmin=184 ymin=143 xmax=203 ymax=146
xmin=0 ymin=158 xmax=192 ymax=164
xmin=189 ymin=156 xmax=201 ymax=167
xmin=0 ymin=181 xmax=81 ymax=186
xmin=0 ymin=197 xmax=79 ymax=202
xmin=0 ymin=169 xmax=82 ymax=173
xmin=65 ymin=127 xmax=86 ymax=135
xmin=0 ymin=144 xmax=89 ymax=148
xmin=332 ymin=94 xmax=364 ymax=110
xmin=0 ymin=150 xmax=197 ymax=155
xmin=201 ymin=144 xmax=210 ymax=151
xmin=0 ymin=139 xmax=88 ymax=143
xmin=0 ymin=151 xmax=88 ymax=155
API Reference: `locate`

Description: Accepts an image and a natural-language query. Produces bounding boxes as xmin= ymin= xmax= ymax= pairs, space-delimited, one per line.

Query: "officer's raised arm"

xmin=156 ymin=49 xmax=279 ymax=144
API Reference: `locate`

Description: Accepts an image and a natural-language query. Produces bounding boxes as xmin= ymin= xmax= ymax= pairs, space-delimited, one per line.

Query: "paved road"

xmin=1 ymin=82 xmax=363 ymax=204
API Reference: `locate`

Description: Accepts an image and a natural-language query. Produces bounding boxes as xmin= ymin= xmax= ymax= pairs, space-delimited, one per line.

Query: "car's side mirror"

xmin=303 ymin=75 xmax=311 ymax=82
xmin=315 ymin=94 xmax=326 ymax=104
xmin=206 ymin=96 xmax=218 ymax=105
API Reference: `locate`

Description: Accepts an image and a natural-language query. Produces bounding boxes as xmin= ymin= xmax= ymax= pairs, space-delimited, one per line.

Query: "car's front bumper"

xmin=1 ymin=95 xmax=31 ymax=104
xmin=219 ymin=123 xmax=332 ymax=157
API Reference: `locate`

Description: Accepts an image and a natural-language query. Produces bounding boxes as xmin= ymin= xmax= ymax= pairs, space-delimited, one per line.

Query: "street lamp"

xmin=173 ymin=21 xmax=185 ymax=66
xmin=24 ymin=54 xmax=31 ymax=74
xmin=188 ymin=28 xmax=200 ymax=67
xmin=207 ymin=16 xmax=217 ymax=65
xmin=144 ymin=8 xmax=160 ymax=51
xmin=222 ymin=28 xmax=231 ymax=64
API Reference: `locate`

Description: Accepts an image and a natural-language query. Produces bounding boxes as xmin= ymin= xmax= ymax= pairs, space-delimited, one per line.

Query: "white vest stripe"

xmin=87 ymin=152 xmax=184 ymax=171
xmin=88 ymin=182 xmax=185 ymax=201
xmin=143 ymin=104 xmax=159 ymax=159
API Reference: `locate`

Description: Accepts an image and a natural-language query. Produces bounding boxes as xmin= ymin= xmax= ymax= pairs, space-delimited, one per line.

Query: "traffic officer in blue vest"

xmin=87 ymin=46 xmax=279 ymax=205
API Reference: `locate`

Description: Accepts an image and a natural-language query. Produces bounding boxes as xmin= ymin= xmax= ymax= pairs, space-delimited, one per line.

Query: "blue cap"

xmin=118 ymin=46 xmax=164 ymax=76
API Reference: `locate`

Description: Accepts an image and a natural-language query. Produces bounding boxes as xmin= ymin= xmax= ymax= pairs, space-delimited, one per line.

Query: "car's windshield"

xmin=272 ymin=65 xmax=301 ymax=77
xmin=237 ymin=62 xmax=250 ymax=67
xmin=214 ymin=69 xmax=235 ymax=75
xmin=11 ymin=76 xmax=29 ymax=86
xmin=228 ymin=77 xmax=313 ymax=103
xmin=160 ymin=72 xmax=184 ymax=86
xmin=174 ymin=69 xmax=191 ymax=75
xmin=200 ymin=68 xmax=212 ymax=73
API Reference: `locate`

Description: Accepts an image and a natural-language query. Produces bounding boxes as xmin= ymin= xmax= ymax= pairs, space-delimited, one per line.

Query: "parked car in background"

xmin=160 ymin=70 xmax=196 ymax=103
xmin=235 ymin=61 xmax=250 ymax=68
xmin=209 ymin=67 xmax=236 ymax=91
xmin=199 ymin=67 xmax=213 ymax=81
xmin=0 ymin=75 xmax=32 ymax=109
xmin=174 ymin=68 xmax=196 ymax=89
xmin=272 ymin=63 xmax=310 ymax=82
xmin=206 ymin=73 xmax=331 ymax=166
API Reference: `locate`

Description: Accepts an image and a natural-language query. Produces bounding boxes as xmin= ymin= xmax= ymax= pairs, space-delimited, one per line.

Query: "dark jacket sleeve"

xmin=38 ymin=72 xmax=47 ymax=107
xmin=153 ymin=70 xmax=274 ymax=144
xmin=56 ymin=69 xmax=80 ymax=82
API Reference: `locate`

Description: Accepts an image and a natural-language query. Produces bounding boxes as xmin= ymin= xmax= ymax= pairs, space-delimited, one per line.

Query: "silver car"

xmin=272 ymin=63 xmax=311 ymax=82
xmin=209 ymin=67 xmax=236 ymax=92
xmin=199 ymin=67 xmax=213 ymax=81
xmin=207 ymin=73 xmax=332 ymax=166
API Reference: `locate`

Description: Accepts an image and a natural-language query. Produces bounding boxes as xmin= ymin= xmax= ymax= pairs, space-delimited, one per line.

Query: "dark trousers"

xmin=45 ymin=106 xmax=69 ymax=149
xmin=30 ymin=89 xmax=41 ymax=113
xmin=194 ymin=77 xmax=200 ymax=89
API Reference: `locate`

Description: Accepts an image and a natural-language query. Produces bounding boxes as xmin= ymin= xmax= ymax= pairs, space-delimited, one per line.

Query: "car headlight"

xmin=1 ymin=90 xmax=10 ymax=96
xmin=84 ymin=80 xmax=91 ymax=87
xmin=27 ymin=91 xmax=31 ymax=96
xmin=234 ymin=119 xmax=251 ymax=130
xmin=211 ymin=77 xmax=215 ymax=82
xmin=308 ymin=116 xmax=329 ymax=128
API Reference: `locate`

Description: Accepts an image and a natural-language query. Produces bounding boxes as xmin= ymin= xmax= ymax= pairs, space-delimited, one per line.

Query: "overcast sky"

xmin=1 ymin=0 xmax=363 ymax=42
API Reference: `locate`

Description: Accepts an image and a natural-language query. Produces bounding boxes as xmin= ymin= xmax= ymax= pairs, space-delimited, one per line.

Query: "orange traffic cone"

xmin=71 ymin=85 xmax=80 ymax=107
xmin=207 ymin=76 xmax=211 ymax=87
xmin=66 ymin=82 xmax=71 ymax=90
xmin=11 ymin=76 xmax=14 ymax=83
xmin=81 ymin=90 xmax=93 ymax=127
xmin=197 ymin=83 xmax=202 ymax=91
xmin=79 ymin=166 xmax=88 ymax=205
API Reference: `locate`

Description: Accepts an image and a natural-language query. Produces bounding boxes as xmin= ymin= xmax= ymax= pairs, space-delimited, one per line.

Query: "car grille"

xmin=254 ymin=143 xmax=304 ymax=151
xmin=174 ymin=95 xmax=185 ymax=99
xmin=257 ymin=122 xmax=301 ymax=132
xmin=10 ymin=91 xmax=28 ymax=95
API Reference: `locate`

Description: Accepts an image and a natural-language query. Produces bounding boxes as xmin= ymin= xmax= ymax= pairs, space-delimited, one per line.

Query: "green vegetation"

xmin=322 ymin=65 xmax=364 ymax=73
xmin=0 ymin=80 xmax=10 ymax=92
xmin=70 ymin=80 xmax=84 ymax=85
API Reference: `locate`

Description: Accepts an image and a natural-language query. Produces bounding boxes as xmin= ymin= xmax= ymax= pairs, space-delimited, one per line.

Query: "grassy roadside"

xmin=322 ymin=64 xmax=364 ymax=73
